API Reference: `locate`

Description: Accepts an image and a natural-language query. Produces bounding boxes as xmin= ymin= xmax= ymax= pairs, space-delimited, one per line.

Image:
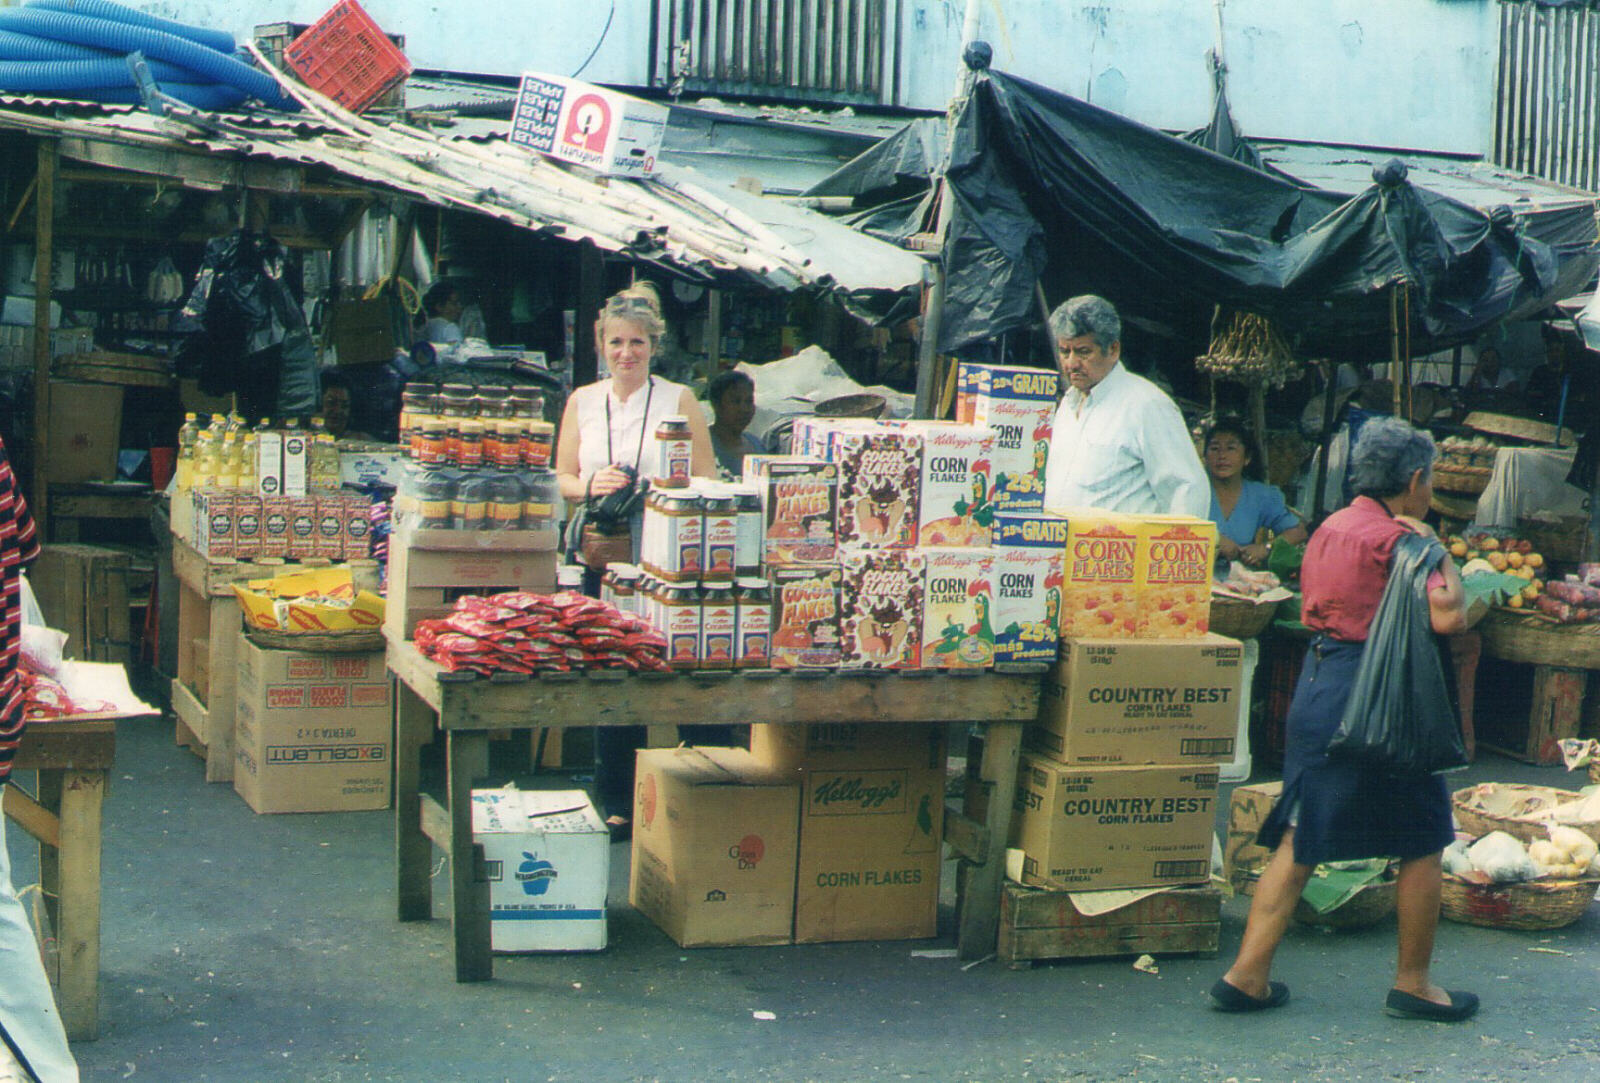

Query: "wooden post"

xmin=913 ymin=265 xmax=945 ymax=418
xmin=31 ymin=139 xmax=56 ymax=535
xmin=574 ymin=240 xmax=604 ymax=388
xmin=706 ymin=288 xmax=723 ymax=373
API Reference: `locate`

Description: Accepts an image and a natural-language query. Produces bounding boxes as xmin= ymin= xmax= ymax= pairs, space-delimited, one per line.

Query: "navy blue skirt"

xmin=1257 ymin=636 xmax=1453 ymax=864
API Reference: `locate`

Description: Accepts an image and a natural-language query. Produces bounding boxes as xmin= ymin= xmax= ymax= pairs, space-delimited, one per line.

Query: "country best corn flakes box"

xmin=839 ymin=549 xmax=925 ymax=669
xmin=1058 ymin=509 xmax=1139 ymax=639
xmin=992 ymin=512 xmax=1068 ymax=663
xmin=971 ymin=364 xmax=1058 ymax=513
xmin=1136 ymin=517 xmax=1217 ymax=637
xmin=920 ymin=548 xmax=996 ymax=669
xmin=912 ymin=421 xmax=995 ymax=547
xmin=836 ymin=428 xmax=922 ymax=549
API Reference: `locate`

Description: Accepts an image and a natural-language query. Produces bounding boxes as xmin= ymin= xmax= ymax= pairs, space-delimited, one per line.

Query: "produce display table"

xmin=1477 ymin=611 xmax=1600 ymax=764
xmin=2 ymin=718 xmax=116 ymax=1041
xmin=169 ymin=537 xmax=380 ymax=782
xmin=387 ymin=640 xmax=1044 ymax=981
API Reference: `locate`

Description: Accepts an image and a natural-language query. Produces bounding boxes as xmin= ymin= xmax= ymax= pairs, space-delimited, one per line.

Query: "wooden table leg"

xmin=1528 ymin=665 xmax=1587 ymax=766
xmin=956 ymin=720 xmax=1022 ymax=961
xmin=395 ymin=681 xmax=434 ymax=923
xmin=447 ymin=730 xmax=492 ymax=982
xmin=1449 ymin=631 xmax=1481 ymax=761
xmin=55 ymin=769 xmax=104 ymax=1041
xmin=35 ymin=769 xmax=62 ymax=946
xmin=204 ymin=597 xmax=238 ymax=783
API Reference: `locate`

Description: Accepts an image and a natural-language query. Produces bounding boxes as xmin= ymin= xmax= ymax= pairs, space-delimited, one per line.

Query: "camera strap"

xmin=604 ymin=376 xmax=655 ymax=471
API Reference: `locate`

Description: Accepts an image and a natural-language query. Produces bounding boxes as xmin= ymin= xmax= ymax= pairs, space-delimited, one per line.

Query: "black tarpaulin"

xmin=937 ymin=70 xmax=1597 ymax=354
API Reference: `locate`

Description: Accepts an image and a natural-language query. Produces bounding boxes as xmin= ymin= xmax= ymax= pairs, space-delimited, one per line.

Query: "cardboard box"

xmin=970 ymin=364 xmax=1058 ymax=512
xmin=260 ymin=495 xmax=292 ymax=557
xmin=630 ymin=748 xmax=799 ymax=948
xmin=835 ymin=427 xmax=922 ymax=549
xmin=1011 ymin=755 xmax=1218 ymax=892
xmin=839 ymin=549 xmax=924 ymax=669
xmin=750 ymin=723 xmax=945 ymax=943
xmin=748 ymin=456 xmax=838 ymax=566
xmin=257 ymin=430 xmax=284 ymax=497
xmin=233 ymin=493 xmax=263 ymax=559
xmin=1058 ymin=510 xmax=1139 ymax=639
xmin=1029 ymin=635 xmax=1243 ymax=765
xmin=342 ymin=491 xmax=371 ymax=559
xmin=993 ymin=512 xmax=1069 ymax=665
xmin=1136 ymin=517 xmax=1218 ymax=638
xmin=193 ymin=490 xmax=236 ymax=559
xmin=231 ymin=635 xmax=392 ymax=814
xmin=769 ymin=564 xmax=841 ymax=668
xmin=287 ymin=495 xmax=318 ymax=560
xmin=912 ymin=421 xmax=995 ymax=547
xmin=45 ymin=380 xmax=121 ymax=483
xmin=511 ymin=71 xmax=668 ymax=178
xmin=282 ymin=431 xmax=309 ymax=497
xmin=313 ymin=492 xmax=345 ymax=559
xmin=919 ymin=547 xmax=995 ymax=669
xmin=383 ymin=541 xmax=558 ymax=639
xmin=1223 ymin=781 xmax=1282 ymax=896
xmin=472 ymin=788 xmax=608 ymax=952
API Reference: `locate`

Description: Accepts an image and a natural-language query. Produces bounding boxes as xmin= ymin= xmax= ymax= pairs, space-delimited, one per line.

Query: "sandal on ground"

xmin=1384 ymin=989 xmax=1479 ymax=1022
xmin=1208 ymin=978 xmax=1290 ymax=1012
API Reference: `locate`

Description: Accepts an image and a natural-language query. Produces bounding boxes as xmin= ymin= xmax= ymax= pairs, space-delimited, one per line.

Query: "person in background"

xmin=554 ymin=281 xmax=715 ymax=834
xmin=706 ymin=370 xmax=762 ymax=479
xmin=1464 ymin=346 xmax=1517 ymax=397
xmin=317 ymin=369 xmax=372 ymax=441
xmin=0 ymin=435 xmax=80 ymax=1083
xmin=419 ymin=281 xmax=465 ymax=347
xmin=1210 ymin=416 xmax=1475 ymax=1023
xmin=1043 ymin=295 xmax=1209 ymax=518
xmin=1203 ymin=418 xmax=1307 ymax=567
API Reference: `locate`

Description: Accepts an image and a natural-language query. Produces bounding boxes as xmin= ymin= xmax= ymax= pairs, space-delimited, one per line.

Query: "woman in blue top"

xmin=1204 ymin=418 xmax=1306 ymax=566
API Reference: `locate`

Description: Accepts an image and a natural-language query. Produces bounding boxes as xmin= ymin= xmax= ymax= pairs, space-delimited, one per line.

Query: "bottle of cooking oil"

xmin=193 ymin=426 xmax=219 ymax=489
xmin=239 ymin=422 xmax=258 ymax=492
xmin=311 ymin=431 xmax=340 ymax=491
xmin=175 ymin=412 xmax=200 ymax=491
xmin=216 ymin=431 xmax=241 ymax=490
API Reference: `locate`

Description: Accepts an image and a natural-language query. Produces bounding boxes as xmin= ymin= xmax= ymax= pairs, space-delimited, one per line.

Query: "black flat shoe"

xmin=1209 ymin=978 xmax=1290 ymax=1012
xmin=1384 ymin=989 xmax=1479 ymax=1022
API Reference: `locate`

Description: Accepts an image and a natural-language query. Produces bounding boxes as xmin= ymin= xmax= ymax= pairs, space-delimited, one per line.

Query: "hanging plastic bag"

xmin=19 ymin=572 xmax=67 ymax=677
xmin=1325 ymin=533 xmax=1469 ymax=776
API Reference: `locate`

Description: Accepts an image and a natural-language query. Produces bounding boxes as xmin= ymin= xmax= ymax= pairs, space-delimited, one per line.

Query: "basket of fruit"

xmin=1518 ymin=512 xmax=1589 ymax=564
xmin=1446 ymin=531 xmax=1545 ymax=610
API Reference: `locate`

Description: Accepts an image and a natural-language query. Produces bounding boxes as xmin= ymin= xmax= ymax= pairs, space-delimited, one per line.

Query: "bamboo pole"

xmin=30 ymin=139 xmax=55 ymax=536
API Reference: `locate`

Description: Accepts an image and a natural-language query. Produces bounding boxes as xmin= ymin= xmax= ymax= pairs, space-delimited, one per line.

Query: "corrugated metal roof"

xmin=0 ymin=82 xmax=925 ymax=301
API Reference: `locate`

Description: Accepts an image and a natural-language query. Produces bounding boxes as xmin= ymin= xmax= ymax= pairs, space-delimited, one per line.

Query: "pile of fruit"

xmin=1445 ymin=531 xmax=1545 ymax=609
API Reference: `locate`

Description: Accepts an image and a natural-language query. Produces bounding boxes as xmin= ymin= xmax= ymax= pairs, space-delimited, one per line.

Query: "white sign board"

xmin=510 ymin=71 xmax=668 ymax=178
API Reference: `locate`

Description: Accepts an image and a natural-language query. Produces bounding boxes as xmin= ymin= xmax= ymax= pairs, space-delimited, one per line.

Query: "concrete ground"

xmin=6 ymin=714 xmax=1599 ymax=1083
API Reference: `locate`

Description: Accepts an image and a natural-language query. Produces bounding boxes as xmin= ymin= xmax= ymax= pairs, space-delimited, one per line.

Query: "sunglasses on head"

xmin=607 ymin=295 xmax=655 ymax=313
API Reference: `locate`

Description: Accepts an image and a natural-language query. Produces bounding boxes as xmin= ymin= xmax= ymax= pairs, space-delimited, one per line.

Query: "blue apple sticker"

xmin=516 ymin=851 xmax=557 ymax=896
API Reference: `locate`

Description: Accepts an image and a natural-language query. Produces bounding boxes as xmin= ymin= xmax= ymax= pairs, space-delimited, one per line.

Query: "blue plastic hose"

xmin=0 ymin=56 xmax=196 ymax=90
xmin=0 ymin=27 xmax=104 ymax=60
xmin=27 ymin=0 xmax=236 ymax=55
xmin=71 ymin=82 xmax=248 ymax=110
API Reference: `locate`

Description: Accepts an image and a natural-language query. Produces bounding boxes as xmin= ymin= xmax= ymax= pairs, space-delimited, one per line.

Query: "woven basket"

xmin=246 ymin=627 xmax=385 ymax=653
xmin=1477 ymin=612 xmax=1600 ymax=670
xmin=1209 ymin=594 xmax=1280 ymax=639
xmin=1440 ymin=876 xmax=1598 ymax=930
xmin=1432 ymin=464 xmax=1492 ymax=495
xmin=1452 ymin=784 xmax=1598 ymax=848
xmin=1517 ymin=513 xmax=1590 ymax=564
xmin=1293 ymin=880 xmax=1397 ymax=929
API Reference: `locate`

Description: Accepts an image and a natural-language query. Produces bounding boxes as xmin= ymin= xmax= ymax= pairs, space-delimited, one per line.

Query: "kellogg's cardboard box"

xmin=747 ymin=456 xmax=838 ymax=566
xmin=1057 ymin=509 xmax=1139 ymax=639
xmin=836 ymin=428 xmax=922 ymax=549
xmin=911 ymin=421 xmax=995 ymax=547
xmin=1010 ymin=754 xmax=1218 ymax=892
xmin=970 ymin=364 xmax=1058 ymax=512
xmin=840 ymin=549 xmax=925 ymax=669
xmin=1136 ymin=517 xmax=1218 ymax=637
xmin=919 ymin=547 xmax=996 ymax=668
xmin=749 ymin=723 xmax=945 ymax=943
xmin=472 ymin=788 xmax=609 ymax=952
xmin=232 ymin=634 xmax=391 ymax=814
xmin=992 ymin=512 xmax=1068 ymax=664
xmin=770 ymin=564 xmax=842 ymax=668
xmin=630 ymin=747 xmax=799 ymax=948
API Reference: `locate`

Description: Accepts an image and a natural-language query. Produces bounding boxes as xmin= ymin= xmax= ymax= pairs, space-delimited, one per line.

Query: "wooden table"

xmin=2 ymin=718 xmax=115 ymax=1040
xmin=388 ymin=640 xmax=1044 ymax=981
xmin=1477 ymin=612 xmax=1600 ymax=764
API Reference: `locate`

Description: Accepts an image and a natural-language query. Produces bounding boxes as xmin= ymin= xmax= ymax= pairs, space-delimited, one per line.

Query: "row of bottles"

xmin=175 ymin=412 xmax=340 ymax=493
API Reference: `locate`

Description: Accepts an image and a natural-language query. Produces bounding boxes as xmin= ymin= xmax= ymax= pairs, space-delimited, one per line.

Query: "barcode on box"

xmin=1154 ymin=859 xmax=1209 ymax=881
xmin=1180 ymin=738 xmax=1236 ymax=756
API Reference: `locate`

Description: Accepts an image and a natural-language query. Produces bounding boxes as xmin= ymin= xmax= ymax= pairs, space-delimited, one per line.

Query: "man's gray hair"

xmin=1048 ymin=295 xmax=1121 ymax=350
xmin=1350 ymin=416 xmax=1436 ymax=498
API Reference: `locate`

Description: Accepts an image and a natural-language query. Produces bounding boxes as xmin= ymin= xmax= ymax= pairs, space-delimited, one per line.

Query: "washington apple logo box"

xmin=470 ymin=788 xmax=610 ymax=952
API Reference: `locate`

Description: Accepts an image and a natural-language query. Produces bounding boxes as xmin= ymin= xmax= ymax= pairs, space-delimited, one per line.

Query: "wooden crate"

xmin=383 ymin=534 xmax=557 ymax=640
xmin=998 ymin=882 xmax=1221 ymax=967
xmin=29 ymin=544 xmax=132 ymax=665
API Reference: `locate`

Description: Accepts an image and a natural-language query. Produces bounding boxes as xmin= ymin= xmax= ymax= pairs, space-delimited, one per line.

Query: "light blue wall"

xmin=140 ymin=0 xmax=1499 ymax=154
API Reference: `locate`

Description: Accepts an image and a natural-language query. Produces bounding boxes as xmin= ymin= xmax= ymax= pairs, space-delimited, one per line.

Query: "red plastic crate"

xmin=284 ymin=0 xmax=411 ymax=114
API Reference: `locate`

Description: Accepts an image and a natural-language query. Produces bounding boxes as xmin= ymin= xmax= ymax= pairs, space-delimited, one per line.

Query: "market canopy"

xmin=812 ymin=67 xmax=1599 ymax=355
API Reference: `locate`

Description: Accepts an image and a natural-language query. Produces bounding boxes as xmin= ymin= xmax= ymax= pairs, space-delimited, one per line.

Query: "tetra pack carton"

xmin=919 ymin=547 xmax=996 ymax=669
xmin=910 ymin=421 xmax=995 ymax=547
xmin=836 ymin=427 xmax=922 ymax=549
xmin=992 ymin=511 xmax=1068 ymax=664
xmin=839 ymin=549 xmax=925 ymax=669
xmin=1057 ymin=509 xmax=1140 ymax=639
xmin=769 ymin=563 xmax=842 ymax=668
xmin=747 ymin=456 xmax=838 ymax=566
xmin=1136 ymin=516 xmax=1218 ymax=638
xmin=970 ymin=364 xmax=1059 ymax=512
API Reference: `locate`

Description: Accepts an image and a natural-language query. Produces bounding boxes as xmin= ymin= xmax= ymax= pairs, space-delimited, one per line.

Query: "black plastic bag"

xmin=1325 ymin=533 xmax=1469 ymax=775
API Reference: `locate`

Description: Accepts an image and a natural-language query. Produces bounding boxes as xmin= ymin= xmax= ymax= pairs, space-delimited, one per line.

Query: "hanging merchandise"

xmin=174 ymin=228 xmax=319 ymax=419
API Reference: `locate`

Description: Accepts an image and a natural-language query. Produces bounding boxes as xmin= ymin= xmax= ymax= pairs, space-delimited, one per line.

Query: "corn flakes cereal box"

xmin=1136 ymin=517 xmax=1217 ymax=637
xmin=971 ymin=364 xmax=1058 ymax=512
xmin=839 ymin=549 xmax=925 ymax=669
xmin=1059 ymin=509 xmax=1139 ymax=639
xmin=770 ymin=564 xmax=841 ymax=669
xmin=911 ymin=421 xmax=995 ymax=547
xmin=836 ymin=428 xmax=922 ymax=549
xmin=992 ymin=512 xmax=1069 ymax=664
xmin=920 ymin=548 xmax=996 ymax=669
xmin=954 ymin=360 xmax=984 ymax=424
xmin=748 ymin=457 xmax=838 ymax=566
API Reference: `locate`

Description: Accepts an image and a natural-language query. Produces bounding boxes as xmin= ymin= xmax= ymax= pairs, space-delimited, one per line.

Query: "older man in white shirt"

xmin=1043 ymin=295 xmax=1209 ymax=518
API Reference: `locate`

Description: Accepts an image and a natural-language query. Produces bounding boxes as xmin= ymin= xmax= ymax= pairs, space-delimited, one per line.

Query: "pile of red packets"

xmin=413 ymin=591 xmax=670 ymax=675
xmin=20 ymin=668 xmax=77 ymax=720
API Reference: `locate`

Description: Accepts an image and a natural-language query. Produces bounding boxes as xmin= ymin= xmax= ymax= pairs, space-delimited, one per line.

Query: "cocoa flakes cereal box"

xmin=919 ymin=547 xmax=996 ymax=669
xmin=1136 ymin=516 xmax=1217 ymax=638
xmin=836 ymin=428 xmax=921 ymax=549
xmin=911 ymin=421 xmax=995 ymax=547
xmin=1058 ymin=509 xmax=1139 ymax=639
xmin=749 ymin=456 xmax=837 ymax=566
xmin=770 ymin=564 xmax=841 ymax=669
xmin=839 ymin=549 xmax=925 ymax=669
